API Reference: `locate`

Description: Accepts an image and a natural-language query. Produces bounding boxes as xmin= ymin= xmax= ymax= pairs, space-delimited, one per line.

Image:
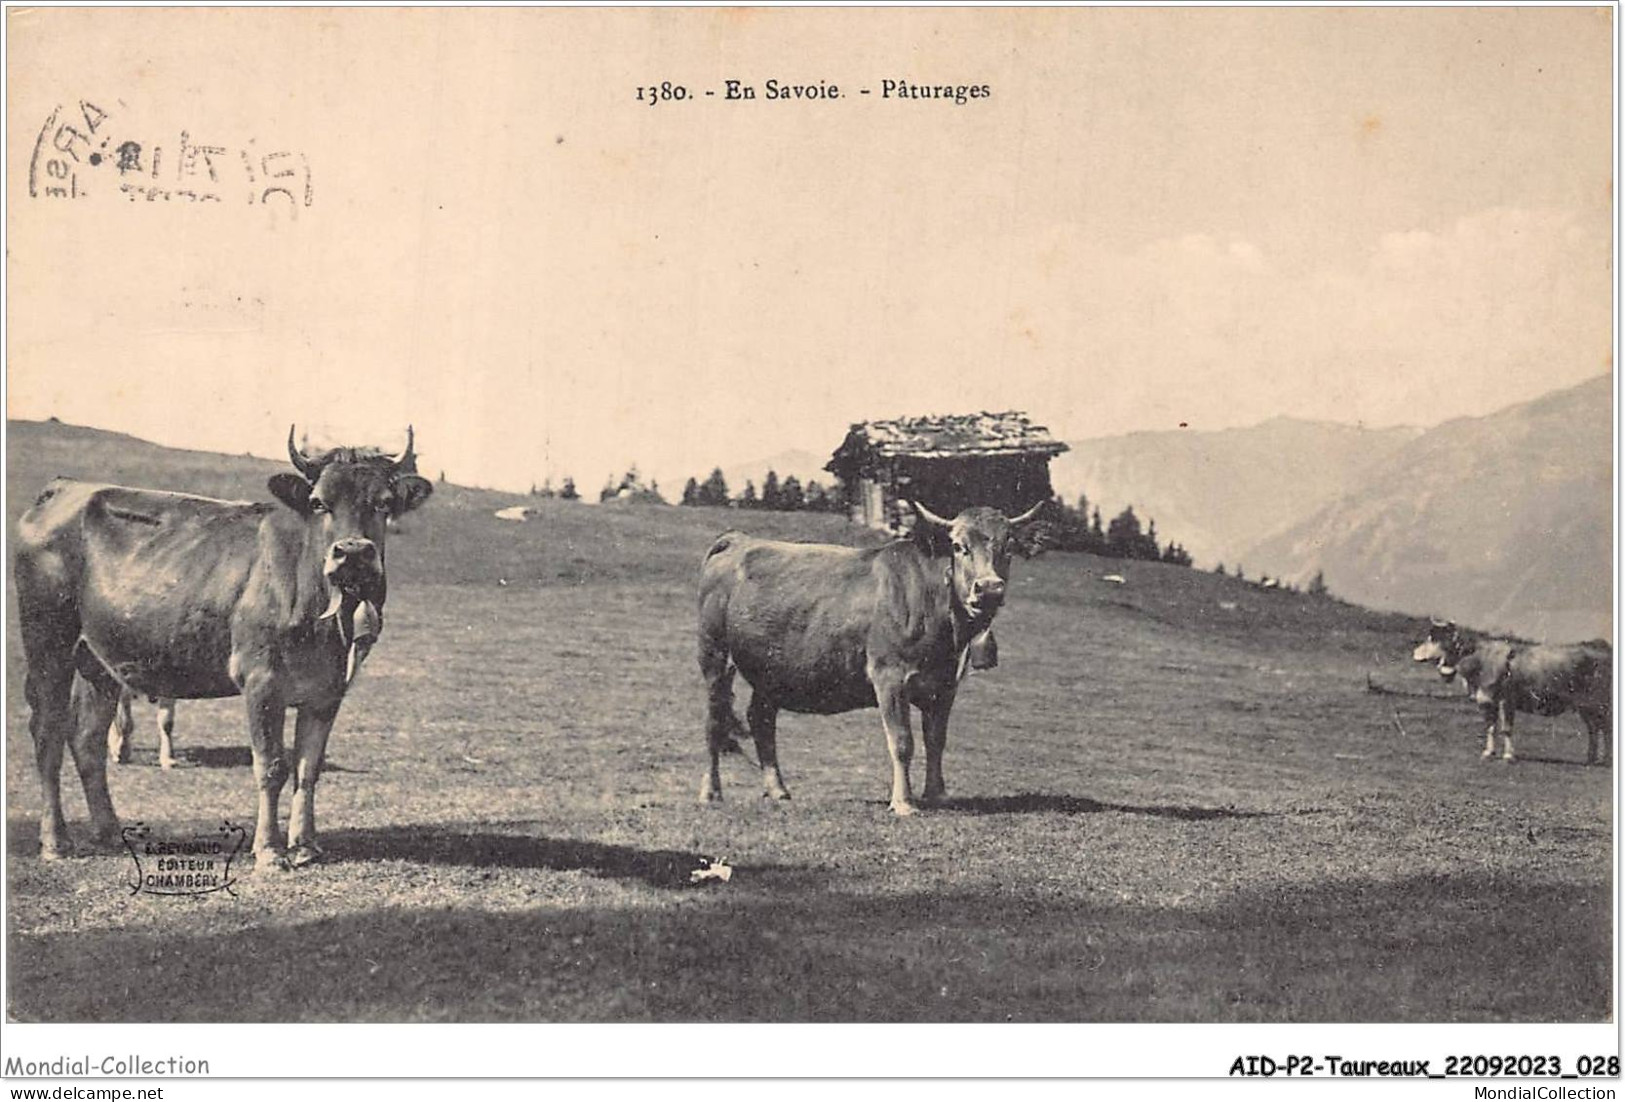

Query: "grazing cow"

xmin=15 ymin=427 xmax=432 ymax=868
xmin=1412 ymin=620 xmax=1612 ymax=764
xmin=697 ymin=501 xmax=1044 ymax=814
xmin=108 ymin=690 xmax=178 ymax=769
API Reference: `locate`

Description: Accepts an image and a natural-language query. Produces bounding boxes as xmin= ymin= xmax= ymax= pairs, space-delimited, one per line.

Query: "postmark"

xmin=29 ymin=97 xmax=314 ymax=215
xmin=121 ymin=821 xmax=248 ymax=898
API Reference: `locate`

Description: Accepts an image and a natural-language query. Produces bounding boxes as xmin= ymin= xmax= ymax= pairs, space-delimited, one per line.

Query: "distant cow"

xmin=1412 ymin=620 xmax=1612 ymax=764
xmin=697 ymin=501 xmax=1044 ymax=814
xmin=15 ymin=427 xmax=432 ymax=868
xmin=108 ymin=690 xmax=178 ymax=770
xmin=494 ymin=505 xmax=536 ymax=522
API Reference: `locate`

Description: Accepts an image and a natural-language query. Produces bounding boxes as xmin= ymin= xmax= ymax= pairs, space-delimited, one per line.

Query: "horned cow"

xmin=697 ymin=501 xmax=1044 ymax=814
xmin=15 ymin=427 xmax=433 ymax=869
xmin=1412 ymin=620 xmax=1612 ymax=765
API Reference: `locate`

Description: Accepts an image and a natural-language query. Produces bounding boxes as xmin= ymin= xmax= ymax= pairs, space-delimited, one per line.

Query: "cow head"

xmin=911 ymin=501 xmax=1046 ymax=620
xmin=269 ymin=426 xmax=434 ymax=621
xmin=1412 ymin=619 xmax=1465 ymax=678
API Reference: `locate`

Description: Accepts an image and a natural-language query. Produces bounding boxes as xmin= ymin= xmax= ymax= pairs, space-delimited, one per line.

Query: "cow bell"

xmin=345 ymin=601 xmax=381 ymax=685
xmin=351 ymin=599 xmax=382 ymax=646
xmin=345 ymin=640 xmax=372 ymax=686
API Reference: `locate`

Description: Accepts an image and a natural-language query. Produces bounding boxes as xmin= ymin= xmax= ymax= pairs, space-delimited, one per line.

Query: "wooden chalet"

xmin=825 ymin=411 xmax=1069 ymax=531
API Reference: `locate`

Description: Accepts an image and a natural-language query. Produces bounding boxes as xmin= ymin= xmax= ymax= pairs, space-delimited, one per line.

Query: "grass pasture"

xmin=4 ymin=421 xmax=1614 ymax=1022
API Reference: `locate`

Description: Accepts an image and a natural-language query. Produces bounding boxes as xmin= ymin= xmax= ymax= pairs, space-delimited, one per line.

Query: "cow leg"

xmin=156 ymin=699 xmax=178 ymax=770
xmin=875 ymin=680 xmax=919 ymax=816
xmin=1480 ymin=705 xmax=1497 ymax=759
xmin=699 ymin=638 xmax=744 ymax=803
xmin=108 ymin=690 xmax=134 ymax=765
xmin=748 ymin=691 xmax=791 ymax=800
xmin=1498 ymin=701 xmax=1516 ymax=762
xmin=920 ymin=691 xmax=956 ymax=805
xmin=1581 ymin=706 xmax=1610 ymax=766
xmin=67 ymin=673 xmax=122 ymax=849
xmin=287 ymin=701 xmax=339 ymax=867
xmin=243 ymin=678 xmax=291 ymax=872
xmin=25 ymin=662 xmax=76 ymax=859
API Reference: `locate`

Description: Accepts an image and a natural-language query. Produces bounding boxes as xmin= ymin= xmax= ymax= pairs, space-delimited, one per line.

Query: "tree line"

xmin=524 ymin=464 xmax=1330 ymax=588
xmin=1042 ymin=493 xmax=1192 ymax=566
xmin=678 ymin=468 xmax=846 ymax=513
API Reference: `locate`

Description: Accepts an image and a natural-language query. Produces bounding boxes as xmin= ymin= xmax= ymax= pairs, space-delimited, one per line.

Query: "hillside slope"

xmin=1050 ymin=418 xmax=1420 ymax=568
xmin=5 ymin=419 xmax=883 ymax=592
xmin=1244 ymin=375 xmax=1613 ymax=642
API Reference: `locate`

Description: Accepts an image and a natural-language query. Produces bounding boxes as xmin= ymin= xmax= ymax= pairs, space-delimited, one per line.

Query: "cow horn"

xmin=288 ymin=425 xmax=319 ymax=480
xmin=1009 ymin=500 xmax=1046 ymax=526
xmin=318 ymin=589 xmax=346 ymax=621
xmin=390 ymin=425 xmax=415 ymax=469
xmin=911 ymin=500 xmax=952 ymax=528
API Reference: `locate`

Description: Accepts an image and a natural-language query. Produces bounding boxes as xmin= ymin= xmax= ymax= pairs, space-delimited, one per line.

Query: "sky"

xmin=7 ymin=7 xmax=1615 ymax=495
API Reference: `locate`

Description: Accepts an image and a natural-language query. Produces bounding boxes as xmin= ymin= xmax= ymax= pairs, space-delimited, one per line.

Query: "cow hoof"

xmin=38 ymin=842 xmax=69 ymax=862
xmin=1480 ymin=749 xmax=1495 ymax=759
xmin=254 ymin=849 xmax=290 ymax=875
xmin=921 ymin=787 xmax=946 ymax=806
xmin=699 ymin=782 xmax=723 ymax=803
xmin=889 ymin=801 xmax=919 ymax=817
xmin=763 ymin=788 xmax=792 ymax=802
xmin=1501 ymin=754 xmax=1516 ymax=764
xmin=287 ymin=844 xmax=324 ymax=868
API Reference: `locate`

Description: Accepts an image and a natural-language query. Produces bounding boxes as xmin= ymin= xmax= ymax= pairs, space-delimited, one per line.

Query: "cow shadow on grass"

xmin=939 ymin=792 xmax=1279 ymax=820
xmin=1509 ymin=753 xmax=1604 ymax=771
xmin=324 ymin=822 xmax=788 ymax=890
xmin=4 ymin=817 xmax=814 ymax=891
xmin=112 ymin=746 xmax=366 ymax=773
xmin=114 ymin=745 xmax=250 ymax=769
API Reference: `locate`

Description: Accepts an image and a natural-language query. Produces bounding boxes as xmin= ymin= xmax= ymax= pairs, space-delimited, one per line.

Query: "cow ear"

xmin=268 ymin=473 xmax=314 ymax=515
xmin=392 ymin=474 xmax=434 ymax=516
xmin=1011 ymin=523 xmax=1048 ymax=559
xmin=1009 ymin=501 xmax=1048 ymax=558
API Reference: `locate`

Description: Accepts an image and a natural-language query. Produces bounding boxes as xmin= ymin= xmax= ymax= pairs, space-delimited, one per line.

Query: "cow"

xmin=697 ymin=500 xmax=1044 ymax=815
xmin=15 ymin=426 xmax=432 ymax=869
xmin=108 ymin=690 xmax=178 ymax=769
xmin=1412 ymin=620 xmax=1612 ymax=765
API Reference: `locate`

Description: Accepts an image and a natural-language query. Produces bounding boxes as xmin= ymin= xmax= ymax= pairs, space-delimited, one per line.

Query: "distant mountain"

xmin=713 ymin=449 xmax=835 ymax=499
xmin=1244 ymin=375 xmax=1612 ymax=642
xmin=1050 ymin=418 xmax=1421 ymax=568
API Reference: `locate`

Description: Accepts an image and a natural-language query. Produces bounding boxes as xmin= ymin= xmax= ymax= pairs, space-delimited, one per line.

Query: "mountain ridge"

xmin=1245 ymin=374 xmax=1612 ymax=642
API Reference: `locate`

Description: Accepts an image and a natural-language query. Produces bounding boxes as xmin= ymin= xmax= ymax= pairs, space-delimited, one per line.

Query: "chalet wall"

xmin=842 ymin=454 xmax=1056 ymax=530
